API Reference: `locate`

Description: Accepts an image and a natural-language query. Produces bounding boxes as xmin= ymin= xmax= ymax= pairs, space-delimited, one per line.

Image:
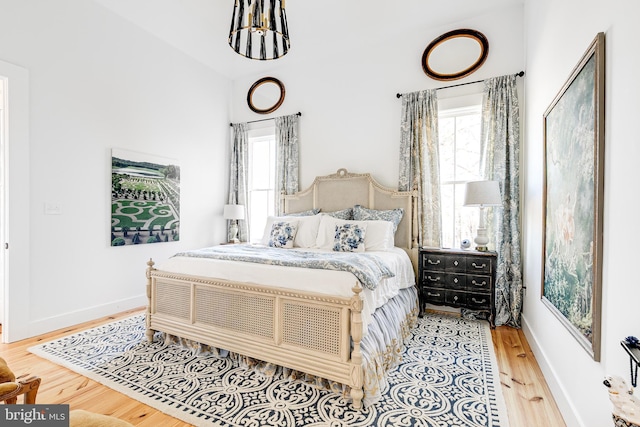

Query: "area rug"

xmin=29 ymin=313 xmax=509 ymax=427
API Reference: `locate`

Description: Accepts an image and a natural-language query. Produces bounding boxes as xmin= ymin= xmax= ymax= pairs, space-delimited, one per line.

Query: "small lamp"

xmin=463 ymin=181 xmax=501 ymax=252
xmin=223 ymin=204 xmax=245 ymax=243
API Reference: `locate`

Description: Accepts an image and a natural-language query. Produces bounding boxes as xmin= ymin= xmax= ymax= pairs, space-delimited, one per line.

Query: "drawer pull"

xmin=471 ymin=280 xmax=487 ymax=286
xmin=471 ymin=297 xmax=487 ymax=304
xmin=471 ymin=262 xmax=487 ymax=269
xmin=427 ymin=259 xmax=441 ymax=265
xmin=427 ymin=275 xmax=441 ymax=282
xmin=453 ymin=278 xmax=459 ymax=284
xmin=427 ymin=292 xmax=441 ymax=297
xmin=453 ymin=295 xmax=459 ymax=302
xmin=453 ymin=260 xmax=459 ymax=266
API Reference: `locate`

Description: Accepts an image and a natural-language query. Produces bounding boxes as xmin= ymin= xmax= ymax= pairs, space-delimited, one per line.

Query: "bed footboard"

xmin=145 ymin=259 xmax=365 ymax=409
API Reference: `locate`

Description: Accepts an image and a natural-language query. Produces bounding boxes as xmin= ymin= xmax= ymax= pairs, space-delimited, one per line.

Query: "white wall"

xmin=0 ymin=0 xmax=231 ymax=340
xmin=523 ymin=1 xmax=640 ymax=425
xmin=230 ymin=5 xmax=525 ymax=190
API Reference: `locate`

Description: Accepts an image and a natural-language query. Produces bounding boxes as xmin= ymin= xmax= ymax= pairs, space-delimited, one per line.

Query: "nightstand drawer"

xmin=466 ymin=257 xmax=492 ymax=274
xmin=466 ymin=275 xmax=492 ymax=291
xmin=421 ymin=254 xmax=446 ymax=270
xmin=466 ymin=292 xmax=491 ymax=310
xmin=423 ymin=287 xmax=446 ymax=304
xmin=421 ymin=270 xmax=446 ymax=286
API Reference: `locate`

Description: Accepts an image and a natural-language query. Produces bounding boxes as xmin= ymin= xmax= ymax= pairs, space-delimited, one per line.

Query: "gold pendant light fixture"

xmin=228 ymin=0 xmax=290 ymax=60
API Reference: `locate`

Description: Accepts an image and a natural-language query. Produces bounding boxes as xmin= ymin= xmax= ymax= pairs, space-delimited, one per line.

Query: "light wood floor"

xmin=0 ymin=308 xmax=566 ymax=426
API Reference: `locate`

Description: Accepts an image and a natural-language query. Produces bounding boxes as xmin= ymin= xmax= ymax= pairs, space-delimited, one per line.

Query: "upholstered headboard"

xmin=282 ymin=168 xmax=418 ymax=269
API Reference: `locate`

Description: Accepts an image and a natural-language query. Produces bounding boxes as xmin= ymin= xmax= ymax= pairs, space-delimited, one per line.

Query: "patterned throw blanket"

xmin=174 ymin=245 xmax=394 ymax=290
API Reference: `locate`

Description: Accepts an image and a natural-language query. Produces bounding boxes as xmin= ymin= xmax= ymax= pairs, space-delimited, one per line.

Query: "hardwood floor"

xmin=0 ymin=308 xmax=566 ymax=426
xmin=491 ymin=323 xmax=566 ymax=426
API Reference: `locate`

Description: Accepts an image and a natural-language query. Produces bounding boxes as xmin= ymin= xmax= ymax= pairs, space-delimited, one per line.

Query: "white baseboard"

xmin=25 ymin=295 xmax=147 ymax=341
xmin=521 ymin=314 xmax=582 ymax=427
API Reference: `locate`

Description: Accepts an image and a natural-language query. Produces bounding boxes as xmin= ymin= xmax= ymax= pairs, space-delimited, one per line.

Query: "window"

xmin=438 ymin=105 xmax=482 ymax=248
xmin=247 ymin=130 xmax=276 ymax=242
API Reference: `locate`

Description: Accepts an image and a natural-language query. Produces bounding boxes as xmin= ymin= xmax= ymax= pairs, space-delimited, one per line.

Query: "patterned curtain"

xmin=275 ymin=114 xmax=300 ymax=214
xmin=481 ymin=75 xmax=524 ymax=328
xmin=398 ymin=90 xmax=442 ymax=247
xmin=229 ymin=123 xmax=249 ymax=242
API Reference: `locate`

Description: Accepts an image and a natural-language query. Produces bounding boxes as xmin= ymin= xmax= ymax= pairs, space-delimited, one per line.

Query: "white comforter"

xmin=155 ymin=245 xmax=416 ymax=333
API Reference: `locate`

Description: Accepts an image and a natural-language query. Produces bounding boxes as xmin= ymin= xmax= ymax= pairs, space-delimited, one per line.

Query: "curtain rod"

xmin=230 ymin=111 xmax=302 ymax=127
xmin=396 ymin=71 xmax=525 ymax=98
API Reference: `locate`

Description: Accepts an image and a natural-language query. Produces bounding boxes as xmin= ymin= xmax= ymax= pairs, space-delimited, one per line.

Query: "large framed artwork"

xmin=542 ymin=32 xmax=605 ymax=361
xmin=111 ymin=148 xmax=180 ymax=246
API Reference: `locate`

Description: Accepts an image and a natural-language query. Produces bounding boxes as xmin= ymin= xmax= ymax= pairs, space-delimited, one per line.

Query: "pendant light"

xmin=228 ymin=0 xmax=290 ymax=60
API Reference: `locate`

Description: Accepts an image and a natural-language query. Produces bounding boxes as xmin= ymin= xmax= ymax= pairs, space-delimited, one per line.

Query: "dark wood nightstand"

xmin=418 ymin=247 xmax=496 ymax=327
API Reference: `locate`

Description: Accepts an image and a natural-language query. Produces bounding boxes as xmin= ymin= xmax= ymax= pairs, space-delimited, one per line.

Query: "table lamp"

xmin=463 ymin=180 xmax=501 ymax=251
xmin=223 ymin=204 xmax=245 ymax=243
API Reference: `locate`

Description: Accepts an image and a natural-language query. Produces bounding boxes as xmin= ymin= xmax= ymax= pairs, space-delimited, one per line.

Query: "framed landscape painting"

xmin=111 ymin=148 xmax=180 ymax=246
xmin=541 ymin=33 xmax=605 ymax=361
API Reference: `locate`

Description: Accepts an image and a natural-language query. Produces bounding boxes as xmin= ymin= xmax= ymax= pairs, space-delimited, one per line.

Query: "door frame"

xmin=0 ymin=59 xmax=30 ymax=343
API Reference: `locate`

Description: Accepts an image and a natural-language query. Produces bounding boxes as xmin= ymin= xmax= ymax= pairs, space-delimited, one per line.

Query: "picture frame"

xmin=541 ymin=32 xmax=605 ymax=361
xmin=111 ymin=148 xmax=181 ymax=246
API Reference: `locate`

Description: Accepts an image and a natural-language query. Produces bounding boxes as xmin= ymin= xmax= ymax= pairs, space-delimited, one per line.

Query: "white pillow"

xmin=316 ymin=215 xmax=395 ymax=251
xmin=261 ymin=213 xmax=322 ymax=248
xmin=363 ymin=220 xmax=395 ymax=251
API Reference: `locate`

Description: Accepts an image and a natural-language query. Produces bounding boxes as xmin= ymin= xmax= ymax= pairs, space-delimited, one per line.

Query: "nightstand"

xmin=418 ymin=247 xmax=496 ymax=327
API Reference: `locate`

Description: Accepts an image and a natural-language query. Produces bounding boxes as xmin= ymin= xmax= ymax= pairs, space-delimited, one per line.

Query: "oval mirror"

xmin=247 ymin=77 xmax=285 ymax=114
xmin=422 ymin=29 xmax=489 ymax=81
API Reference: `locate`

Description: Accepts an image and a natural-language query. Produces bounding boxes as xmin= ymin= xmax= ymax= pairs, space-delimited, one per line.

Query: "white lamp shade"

xmin=463 ymin=181 xmax=502 ymax=207
xmin=223 ymin=204 xmax=245 ymax=220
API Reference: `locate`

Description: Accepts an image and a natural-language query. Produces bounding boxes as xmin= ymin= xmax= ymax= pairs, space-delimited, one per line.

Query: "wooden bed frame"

xmin=145 ymin=169 xmax=418 ymax=409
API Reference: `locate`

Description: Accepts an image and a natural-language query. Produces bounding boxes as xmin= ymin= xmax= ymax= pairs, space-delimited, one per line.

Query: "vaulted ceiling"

xmin=94 ymin=0 xmax=524 ymax=80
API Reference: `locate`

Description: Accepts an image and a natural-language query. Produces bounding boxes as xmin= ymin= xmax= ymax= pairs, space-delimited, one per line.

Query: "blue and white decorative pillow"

xmin=325 ymin=208 xmax=353 ymax=220
xmin=268 ymin=221 xmax=298 ymax=249
xmin=333 ymin=223 xmax=366 ymax=252
xmin=286 ymin=208 xmax=321 ymax=216
xmin=352 ymin=205 xmax=404 ymax=233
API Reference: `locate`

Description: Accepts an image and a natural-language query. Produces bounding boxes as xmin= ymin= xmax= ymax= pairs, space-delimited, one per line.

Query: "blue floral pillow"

xmin=286 ymin=208 xmax=321 ymax=216
xmin=268 ymin=221 xmax=298 ymax=248
xmin=352 ymin=205 xmax=404 ymax=233
xmin=333 ymin=223 xmax=366 ymax=252
xmin=325 ymin=208 xmax=353 ymax=220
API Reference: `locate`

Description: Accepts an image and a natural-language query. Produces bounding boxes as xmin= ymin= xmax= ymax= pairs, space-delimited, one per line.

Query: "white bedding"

xmin=155 ymin=245 xmax=416 ymax=333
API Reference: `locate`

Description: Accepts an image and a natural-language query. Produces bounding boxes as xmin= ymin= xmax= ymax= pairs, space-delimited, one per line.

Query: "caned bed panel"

xmin=154 ymin=279 xmax=191 ymax=320
xmin=194 ymin=284 xmax=275 ymax=340
xmin=280 ymin=298 xmax=350 ymax=360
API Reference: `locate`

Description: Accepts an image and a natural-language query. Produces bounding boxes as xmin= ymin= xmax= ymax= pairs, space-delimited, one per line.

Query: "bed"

xmin=145 ymin=168 xmax=419 ymax=409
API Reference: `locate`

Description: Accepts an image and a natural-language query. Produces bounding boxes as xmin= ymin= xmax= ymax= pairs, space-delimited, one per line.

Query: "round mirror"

xmin=247 ymin=77 xmax=285 ymax=114
xmin=422 ymin=29 xmax=489 ymax=81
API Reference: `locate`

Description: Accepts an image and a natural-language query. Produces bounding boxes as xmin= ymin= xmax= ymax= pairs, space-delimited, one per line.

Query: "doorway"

xmin=0 ymin=59 xmax=30 ymax=343
xmin=0 ymin=77 xmax=4 ymax=328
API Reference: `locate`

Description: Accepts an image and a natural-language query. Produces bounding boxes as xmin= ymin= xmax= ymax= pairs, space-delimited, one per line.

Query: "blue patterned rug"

xmin=29 ymin=313 xmax=508 ymax=426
